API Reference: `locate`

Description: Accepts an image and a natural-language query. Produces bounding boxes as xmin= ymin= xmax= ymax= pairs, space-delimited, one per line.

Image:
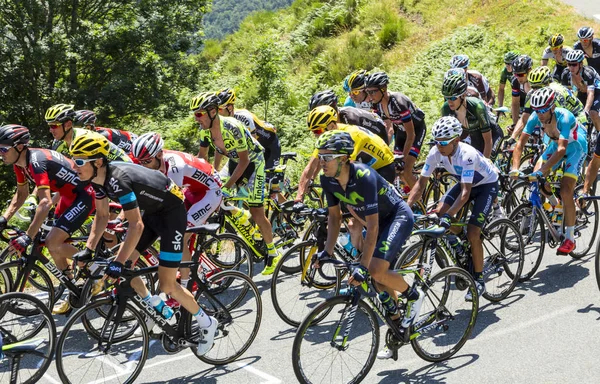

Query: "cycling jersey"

xmin=52 ymin=128 xmax=132 ymax=162
xmin=510 ymin=76 xmax=528 ymax=108
xmin=421 ymin=142 xmax=499 ymax=187
xmin=199 ymin=116 xmax=264 ymax=163
xmin=524 ymin=82 xmax=586 ymax=123
xmin=14 ymin=148 xmax=94 ymax=234
xmin=573 ymin=39 xmax=600 ymax=74
xmin=96 ymin=127 xmax=138 ymax=154
xmin=338 ymin=106 xmax=389 ymax=144
xmin=499 ymin=67 xmax=513 ymax=86
xmin=467 ymin=70 xmax=494 ymax=102
xmin=343 ymin=97 xmax=372 ymax=111
xmin=561 ymin=66 xmax=600 ymax=113
xmin=542 ymin=46 xmax=572 ymax=80
xmin=441 ymin=97 xmax=503 ymax=155
xmin=233 ymin=109 xmax=279 ymax=160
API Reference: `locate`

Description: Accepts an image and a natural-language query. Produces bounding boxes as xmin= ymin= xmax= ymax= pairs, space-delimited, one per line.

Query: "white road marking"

xmin=42 ymin=374 xmax=61 ymax=384
xmin=237 ymin=362 xmax=282 ymax=384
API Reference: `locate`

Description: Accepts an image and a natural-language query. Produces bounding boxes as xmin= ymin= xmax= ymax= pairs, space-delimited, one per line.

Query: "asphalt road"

xmin=561 ymin=0 xmax=600 ymax=22
xmin=34 ymin=241 xmax=600 ymax=384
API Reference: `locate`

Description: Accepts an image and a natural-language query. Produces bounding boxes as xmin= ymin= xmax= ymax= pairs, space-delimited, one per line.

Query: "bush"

xmin=378 ymin=18 xmax=407 ymax=49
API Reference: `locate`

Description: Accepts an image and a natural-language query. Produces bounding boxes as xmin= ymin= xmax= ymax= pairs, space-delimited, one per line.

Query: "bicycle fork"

xmin=330 ymin=293 xmax=361 ymax=351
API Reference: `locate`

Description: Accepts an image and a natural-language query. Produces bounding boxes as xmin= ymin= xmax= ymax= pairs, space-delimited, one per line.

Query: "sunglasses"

xmin=139 ymin=158 xmax=154 ymax=165
xmin=567 ymin=63 xmax=579 ymax=67
xmin=0 ymin=146 xmax=11 ymax=154
xmin=350 ymin=89 xmax=363 ymax=95
xmin=312 ymin=127 xmax=326 ymax=136
xmin=318 ymin=154 xmax=346 ymax=162
xmin=194 ymin=110 xmax=207 ymax=118
xmin=534 ymin=106 xmax=552 ymax=114
xmin=581 ymin=38 xmax=592 ymax=42
xmin=514 ymin=72 xmax=527 ymax=78
xmin=48 ymin=123 xmax=62 ymax=130
xmin=73 ymin=158 xmax=96 ymax=167
xmin=435 ymin=137 xmax=458 ymax=146
xmin=364 ymin=89 xmax=381 ymax=95
xmin=444 ymin=95 xmax=461 ymax=101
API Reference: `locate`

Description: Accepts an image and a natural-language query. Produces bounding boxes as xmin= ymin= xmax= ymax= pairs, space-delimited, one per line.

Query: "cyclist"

xmin=309 ymin=89 xmax=390 ymax=144
xmin=407 ymin=116 xmax=499 ymax=300
xmin=445 ymin=68 xmax=481 ymax=99
xmin=342 ymin=69 xmax=372 ymax=111
xmin=498 ymin=51 xmax=520 ymax=109
xmin=510 ymin=87 xmax=587 ymax=255
xmin=449 ymin=54 xmax=495 ymax=106
xmin=364 ymin=71 xmax=426 ymax=188
xmin=69 ymin=131 xmax=218 ymax=355
xmin=191 ymin=92 xmax=281 ymax=275
xmin=130 ymin=132 xmax=222 ymax=300
xmin=73 ymin=110 xmax=138 ymax=154
xmin=541 ymin=33 xmax=572 ymax=81
xmin=441 ymin=73 xmax=503 ymax=159
xmin=45 ymin=104 xmax=131 ymax=162
xmin=313 ymin=130 xmax=418 ymax=360
xmin=509 ymin=55 xmax=533 ymax=127
xmin=561 ymin=50 xmax=600 ymax=131
xmin=0 ymin=125 xmax=96 ymax=313
xmin=573 ymin=27 xmax=600 ymax=75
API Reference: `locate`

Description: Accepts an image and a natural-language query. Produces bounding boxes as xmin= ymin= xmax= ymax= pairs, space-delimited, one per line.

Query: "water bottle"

xmin=148 ymin=295 xmax=174 ymax=320
xmin=232 ymin=207 xmax=259 ymax=240
xmin=338 ymin=232 xmax=358 ymax=258
xmin=447 ymin=234 xmax=466 ymax=263
xmin=378 ymin=291 xmax=398 ymax=315
xmin=554 ymin=203 xmax=563 ymax=228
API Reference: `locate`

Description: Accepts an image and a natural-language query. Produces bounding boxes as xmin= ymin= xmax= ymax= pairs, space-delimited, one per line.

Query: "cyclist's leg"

xmin=246 ymin=159 xmax=272 ymax=243
xmin=403 ymin=120 xmax=426 ymax=189
xmin=562 ymin=141 xmax=585 ymax=241
xmin=466 ymin=182 xmax=499 ymax=279
xmin=589 ymin=94 xmax=600 ymax=131
xmin=583 ymin=140 xmax=600 ymax=194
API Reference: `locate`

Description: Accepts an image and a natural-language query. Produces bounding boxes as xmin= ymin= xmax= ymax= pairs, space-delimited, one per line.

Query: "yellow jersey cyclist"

xmin=541 ymin=33 xmax=572 ymax=81
xmin=510 ymin=87 xmax=587 ymax=255
xmin=73 ymin=109 xmax=139 ymax=154
xmin=408 ymin=116 xmax=500 ymax=301
xmin=69 ymin=131 xmax=218 ymax=356
xmin=313 ymin=130 xmax=418 ymax=360
xmin=45 ymin=104 xmax=131 ymax=163
xmin=364 ymin=71 xmax=426 ymax=188
xmin=573 ymin=27 xmax=600 ymax=74
xmin=191 ymin=92 xmax=282 ymax=275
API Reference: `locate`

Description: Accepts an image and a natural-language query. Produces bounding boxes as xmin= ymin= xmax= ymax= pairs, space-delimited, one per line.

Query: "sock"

xmin=194 ymin=308 xmax=211 ymax=328
xmin=266 ymin=242 xmax=277 ymax=257
xmin=142 ymin=294 xmax=151 ymax=302
xmin=402 ymin=286 xmax=419 ymax=301
xmin=566 ymin=226 xmax=575 ymax=241
xmin=474 ymin=271 xmax=484 ymax=284
xmin=180 ymin=279 xmax=190 ymax=289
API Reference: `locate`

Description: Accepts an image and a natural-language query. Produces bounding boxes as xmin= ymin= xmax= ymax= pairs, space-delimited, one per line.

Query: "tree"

xmin=249 ymin=39 xmax=286 ymax=121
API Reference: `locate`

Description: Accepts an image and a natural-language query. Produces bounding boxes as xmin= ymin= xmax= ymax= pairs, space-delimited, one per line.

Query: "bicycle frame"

xmin=527 ymin=181 xmax=562 ymax=242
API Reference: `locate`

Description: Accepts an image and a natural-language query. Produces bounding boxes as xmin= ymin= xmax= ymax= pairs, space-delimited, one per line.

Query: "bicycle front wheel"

xmin=509 ymin=202 xmax=545 ymax=281
xmin=292 ymin=296 xmax=379 ymax=384
xmin=198 ymin=233 xmax=253 ymax=277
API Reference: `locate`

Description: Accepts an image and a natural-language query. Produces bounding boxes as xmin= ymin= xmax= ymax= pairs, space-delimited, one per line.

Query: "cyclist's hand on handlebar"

xmin=348 ymin=265 xmax=369 ymax=286
xmin=439 ymin=213 xmax=452 ymax=229
xmin=106 ymin=218 xmax=123 ymax=230
xmin=504 ymin=137 xmax=516 ymax=148
xmin=104 ymin=260 xmax=124 ymax=282
xmin=509 ymin=169 xmax=522 ymax=180
xmin=9 ymin=234 xmax=31 ymax=254
xmin=528 ymin=170 xmax=543 ymax=181
xmin=221 ymin=187 xmax=233 ymax=199
xmin=312 ymin=250 xmax=331 ymax=269
xmin=73 ymin=247 xmax=94 ymax=263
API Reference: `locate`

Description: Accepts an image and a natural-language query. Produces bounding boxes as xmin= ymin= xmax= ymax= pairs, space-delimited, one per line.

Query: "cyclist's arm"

xmin=541 ymin=58 xmax=549 ymax=66
xmin=497 ymin=83 xmax=506 ymax=108
xmin=511 ymin=112 xmax=530 ymax=140
xmin=86 ymin=197 xmax=110 ymax=251
xmin=482 ymin=130 xmax=493 ymax=158
xmin=384 ymin=119 xmax=394 ymax=142
xmin=223 ymin=150 xmax=249 ymax=189
xmin=197 ymin=146 xmax=208 ymax=160
xmin=360 ymin=213 xmax=379 ymax=269
xmin=511 ymin=132 xmax=530 ymax=171
xmin=214 ymin=152 xmax=223 ymax=171
xmin=295 ymin=157 xmax=320 ymax=202
xmin=324 ymin=205 xmax=342 ymax=255
xmin=511 ymin=95 xmax=520 ymax=126
xmin=584 ymin=88 xmax=594 ymax=114
xmin=447 ymin=182 xmax=472 ymax=218
xmin=540 ymin=138 xmax=568 ymax=175
xmin=2 ymin=183 xmax=29 ymax=222
xmin=26 ymin=187 xmax=53 ymax=238
xmin=114 ymin=208 xmax=144 ymax=264
xmin=407 ymin=175 xmax=429 ymax=207
xmin=402 ymin=120 xmax=416 ymax=159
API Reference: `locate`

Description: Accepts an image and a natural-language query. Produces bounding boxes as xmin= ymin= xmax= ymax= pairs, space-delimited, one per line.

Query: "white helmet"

xmin=131 ymin=132 xmax=164 ymax=162
xmin=432 ymin=116 xmax=463 ymax=139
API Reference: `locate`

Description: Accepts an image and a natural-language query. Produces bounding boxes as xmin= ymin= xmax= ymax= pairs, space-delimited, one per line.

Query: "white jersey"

xmin=421 ymin=142 xmax=498 ymax=187
xmin=163 ymin=150 xmax=222 ymax=193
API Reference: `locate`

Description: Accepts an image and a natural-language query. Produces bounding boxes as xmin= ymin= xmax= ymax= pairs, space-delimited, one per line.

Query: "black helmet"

xmin=441 ymin=74 xmax=468 ymax=97
xmin=0 ymin=125 xmax=30 ymax=147
xmin=364 ymin=71 xmax=389 ymax=88
xmin=315 ymin=130 xmax=355 ymax=154
xmin=511 ymin=55 xmax=533 ymax=74
xmin=309 ymin=90 xmax=338 ymax=110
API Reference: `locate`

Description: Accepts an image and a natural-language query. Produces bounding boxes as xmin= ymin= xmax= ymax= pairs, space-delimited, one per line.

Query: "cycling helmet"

xmin=189 ymin=92 xmax=219 ymax=112
xmin=441 ymin=73 xmax=468 ymax=97
xmin=529 ymin=87 xmax=556 ymax=111
xmin=315 ymin=130 xmax=354 ymax=154
xmin=0 ymin=125 xmax=30 ymax=147
xmin=511 ymin=55 xmax=533 ymax=74
xmin=449 ymin=54 xmax=470 ymax=69
xmin=528 ymin=66 xmax=552 ymax=88
xmin=347 ymin=69 xmax=369 ymax=90
xmin=342 ymin=77 xmax=351 ymax=93
xmin=548 ymin=33 xmax=564 ymax=48
xmin=69 ymin=130 xmax=111 ymax=159
xmin=307 ymin=106 xmax=338 ymax=132
xmin=74 ymin=110 xmax=97 ymax=128
xmin=443 ymin=68 xmax=466 ymax=80
xmin=565 ymin=49 xmax=585 ymax=63
xmin=431 ymin=116 xmax=463 ymax=140
xmin=503 ymin=51 xmax=520 ymax=64
xmin=45 ymin=104 xmax=75 ymax=123
xmin=131 ymin=132 xmax=164 ymax=162
xmin=309 ymin=90 xmax=338 ymax=110
xmin=577 ymin=27 xmax=594 ymax=39
xmin=364 ymin=71 xmax=389 ymax=88
xmin=216 ymin=88 xmax=236 ymax=107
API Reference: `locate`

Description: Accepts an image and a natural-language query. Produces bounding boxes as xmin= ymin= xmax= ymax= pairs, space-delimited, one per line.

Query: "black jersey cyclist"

xmin=364 ymin=71 xmax=426 ymax=188
xmin=508 ymin=55 xmax=534 ymax=127
xmin=498 ymin=51 xmax=520 ymax=109
xmin=441 ymin=73 xmax=502 ymax=158
xmin=408 ymin=116 xmax=499 ymax=301
xmin=69 ymin=131 xmax=218 ymax=356
xmin=561 ymin=50 xmax=600 ymax=132
xmin=73 ymin=110 xmax=139 ymax=154
xmin=541 ymin=33 xmax=572 ymax=81
xmin=314 ymin=130 xmax=418 ymax=360
xmin=573 ymin=27 xmax=600 ymax=75
xmin=308 ymin=89 xmax=390 ymax=144
xmin=449 ymin=54 xmax=495 ymax=106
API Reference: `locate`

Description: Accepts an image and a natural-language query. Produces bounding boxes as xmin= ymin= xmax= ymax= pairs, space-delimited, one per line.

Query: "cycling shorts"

xmin=228 ymin=154 xmax=266 ymax=208
xmin=372 ymin=200 xmax=414 ymax=264
xmin=376 ymin=163 xmax=396 ymax=184
xmin=394 ymin=119 xmax=426 ymax=158
xmin=541 ymin=137 xmax=587 ymax=180
xmin=576 ymin=90 xmax=600 ymax=113
xmin=54 ymin=185 xmax=95 ymax=235
xmin=135 ymin=204 xmax=187 ymax=268
xmin=184 ymin=187 xmax=222 ymax=226
xmin=442 ymin=181 xmax=498 ymax=228
xmin=264 ymin=137 xmax=282 ymax=170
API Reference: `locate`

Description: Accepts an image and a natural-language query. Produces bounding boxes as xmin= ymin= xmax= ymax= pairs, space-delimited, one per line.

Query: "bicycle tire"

xmin=570 ymin=185 xmax=599 ymax=259
xmin=508 ymin=202 xmax=546 ymax=281
xmin=411 ymin=267 xmax=478 ymax=362
xmin=0 ymin=261 xmax=56 ymax=312
xmin=198 ymin=233 xmax=253 ymax=278
xmin=292 ymin=295 xmax=379 ymax=384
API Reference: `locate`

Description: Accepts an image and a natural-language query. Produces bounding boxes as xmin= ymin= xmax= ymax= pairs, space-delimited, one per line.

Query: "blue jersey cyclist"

xmin=510 ymin=87 xmax=587 ymax=255
xmin=408 ymin=116 xmax=499 ymax=302
xmin=315 ymin=130 xmax=418 ymax=361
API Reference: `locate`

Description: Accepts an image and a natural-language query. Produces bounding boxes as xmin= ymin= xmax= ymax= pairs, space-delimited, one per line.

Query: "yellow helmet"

xmin=528 ymin=66 xmax=552 ymax=88
xmin=347 ymin=70 xmax=369 ymax=91
xmin=45 ymin=104 xmax=75 ymax=123
xmin=189 ymin=92 xmax=220 ymax=112
xmin=70 ymin=130 xmax=111 ymax=159
xmin=307 ymin=106 xmax=338 ymax=132
xmin=549 ymin=33 xmax=564 ymax=48
xmin=216 ymin=88 xmax=236 ymax=107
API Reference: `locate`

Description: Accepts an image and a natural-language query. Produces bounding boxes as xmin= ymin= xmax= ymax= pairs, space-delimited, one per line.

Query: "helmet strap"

xmin=58 ymin=122 xmax=73 ymax=141
xmin=208 ymin=108 xmax=218 ymax=128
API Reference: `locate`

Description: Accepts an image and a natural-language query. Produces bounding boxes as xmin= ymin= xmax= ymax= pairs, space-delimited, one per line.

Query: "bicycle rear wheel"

xmin=0 ymin=261 xmax=56 ymax=312
xmin=509 ymin=202 xmax=546 ymax=281
xmin=411 ymin=267 xmax=478 ymax=362
xmin=198 ymin=233 xmax=253 ymax=277
xmin=570 ymin=186 xmax=599 ymax=259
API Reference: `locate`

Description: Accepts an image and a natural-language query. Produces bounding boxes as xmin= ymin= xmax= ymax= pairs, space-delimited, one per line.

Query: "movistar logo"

xmin=477 ymin=213 xmax=485 ymax=223
xmin=379 ymin=241 xmax=390 ymax=253
xmin=378 ymin=187 xmax=387 ymax=195
xmin=356 ymin=168 xmax=371 ymax=178
xmin=334 ymin=191 xmax=364 ymax=205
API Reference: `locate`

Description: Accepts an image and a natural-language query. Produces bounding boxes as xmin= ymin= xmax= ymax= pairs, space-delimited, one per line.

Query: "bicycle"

xmin=0 ymin=292 xmax=56 ymax=384
xmin=292 ymin=226 xmax=479 ymax=384
xmin=55 ymin=223 xmax=262 ymax=384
